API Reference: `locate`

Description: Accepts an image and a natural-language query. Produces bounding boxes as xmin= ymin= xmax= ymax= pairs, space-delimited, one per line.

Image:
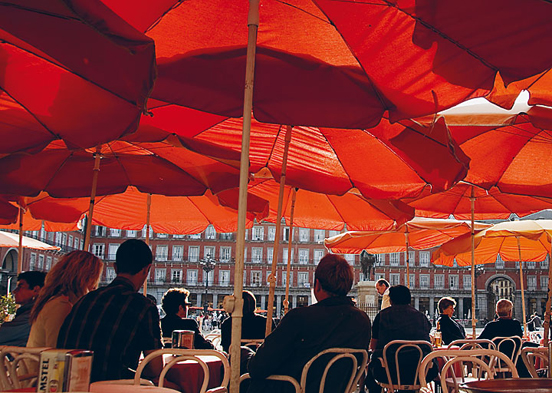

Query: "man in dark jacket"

xmin=247 ymin=254 xmax=371 ymax=393
xmin=160 ymin=287 xmax=214 ymax=349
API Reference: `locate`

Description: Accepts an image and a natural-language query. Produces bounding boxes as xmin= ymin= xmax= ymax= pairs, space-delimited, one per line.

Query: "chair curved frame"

xmin=0 ymin=346 xmax=50 ymax=390
xmin=135 ymin=349 xmax=230 ymax=393
xmin=377 ymin=340 xmax=432 ymax=392
xmin=447 ymin=339 xmax=496 ymax=351
xmin=240 ymin=348 xmax=368 ymax=393
xmin=440 ymin=356 xmax=494 ymax=393
xmin=491 ymin=336 xmax=522 ymax=375
xmin=520 ymin=346 xmax=548 ymax=378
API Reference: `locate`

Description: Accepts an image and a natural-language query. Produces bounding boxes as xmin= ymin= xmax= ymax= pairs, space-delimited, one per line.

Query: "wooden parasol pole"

xmin=84 ymin=146 xmax=102 ymax=251
xmin=404 ymin=228 xmax=410 ymax=288
xmin=229 ymin=2 xmax=258 ymax=392
xmin=143 ymin=193 xmax=152 ymax=295
xmin=543 ymin=243 xmax=552 ymax=345
xmin=470 ymin=186 xmax=476 ymax=338
xmin=266 ymin=125 xmax=292 ymax=335
xmin=516 ymin=236 xmax=528 ymax=335
xmin=283 ymin=188 xmax=297 ymax=314
xmin=17 ymin=207 xmax=24 ymax=274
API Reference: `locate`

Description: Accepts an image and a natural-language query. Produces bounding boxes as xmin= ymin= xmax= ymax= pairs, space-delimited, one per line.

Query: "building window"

xmin=38 ymin=255 xmax=45 ymax=270
xmin=527 ymin=261 xmax=536 ymax=269
xmin=408 ymin=251 xmax=416 ymax=266
xmin=219 ymin=270 xmax=230 ymax=287
xmin=189 ymin=246 xmax=199 ymax=262
xmin=219 ymin=232 xmax=232 ymax=240
xmin=157 ymin=233 xmax=168 ymax=238
xmin=173 ymin=234 xmax=184 ymax=239
xmin=298 ymin=272 xmax=310 ymax=288
xmin=172 ymin=246 xmax=183 ymax=261
xmin=408 ymin=274 xmax=415 ymax=288
xmin=314 ymin=230 xmax=325 ymax=243
xmin=141 ymin=226 xmax=153 ymax=238
xmin=55 ymin=233 xmax=62 ymax=246
xmin=420 ymin=275 xmax=430 ymax=289
xmin=156 ymin=245 xmax=168 ymax=261
xmin=127 ymin=230 xmax=137 ymax=238
xmin=204 ymin=246 xmax=215 ymax=260
xmin=313 ymin=249 xmax=324 ymax=265
xmin=108 ymin=244 xmax=119 ymax=261
xmin=495 ymin=255 xmax=504 ymax=269
xmin=299 ymin=249 xmax=309 ymax=264
xmin=541 ymin=276 xmax=548 ymax=290
xmin=93 ymin=243 xmax=105 ymax=258
xmin=252 ymin=226 xmax=264 ymax=241
xmin=542 ymin=256 xmax=549 ymax=269
xmin=299 ymin=228 xmax=310 ymax=243
xmin=283 ymin=227 xmax=290 ymax=242
xmin=252 ymin=247 xmax=263 ymax=263
xmin=282 ymin=271 xmax=293 ymax=287
xmin=171 ymin=269 xmax=182 ymax=284
xmin=187 ymin=269 xmax=198 ymax=285
xmin=62 ymin=233 xmax=67 ymax=246
xmin=267 ymin=248 xmax=273 ymax=264
xmin=390 ymin=253 xmax=400 ymax=266
xmin=449 ymin=275 xmax=459 ymax=290
xmin=109 ymin=228 xmax=121 ymax=237
xmin=188 ymin=233 xmax=201 ymax=240
xmin=282 ymin=249 xmax=294 ymax=264
xmin=30 ymin=253 xmax=36 ymax=271
xmin=527 ymin=275 xmax=537 ymax=290
xmin=220 ymin=247 xmax=231 ymax=262
xmin=390 ymin=273 xmax=400 ymax=286
xmin=95 ymin=226 xmax=105 ymax=236
xmin=205 ymin=225 xmax=216 ymax=240
xmin=106 ymin=267 xmax=116 ymax=282
xmin=419 ymin=252 xmax=430 ymax=267
xmin=376 ymin=254 xmax=385 ymax=265
xmin=268 ymin=227 xmax=276 ymax=241
xmin=463 ymin=275 xmax=471 ymax=289
xmin=344 ymin=254 xmax=355 ymax=266
xmin=74 ymin=237 xmax=80 ymax=249
xmin=155 ymin=269 xmax=166 ymax=284
xmin=251 ymin=271 xmax=262 ymax=287
xmin=68 ymin=235 xmax=73 ymax=248
xmin=434 ymin=274 xmax=445 ymax=289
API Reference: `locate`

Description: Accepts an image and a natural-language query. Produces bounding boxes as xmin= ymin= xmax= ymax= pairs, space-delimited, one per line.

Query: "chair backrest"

xmin=379 ymin=340 xmax=432 ymax=391
xmin=0 ymin=346 xmax=50 ymax=390
xmin=135 ymin=349 xmax=230 ymax=393
xmin=239 ymin=348 xmax=368 ymax=393
xmin=440 ymin=356 xmax=494 ymax=393
xmin=491 ymin=336 xmax=522 ymax=373
xmin=520 ymin=346 xmax=548 ymax=378
xmin=448 ymin=339 xmax=496 ymax=351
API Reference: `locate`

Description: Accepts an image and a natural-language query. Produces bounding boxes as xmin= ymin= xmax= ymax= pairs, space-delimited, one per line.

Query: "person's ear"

xmin=32 ymin=285 xmax=41 ymax=295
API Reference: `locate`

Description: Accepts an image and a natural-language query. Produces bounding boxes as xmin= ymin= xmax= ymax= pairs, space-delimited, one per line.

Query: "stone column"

xmin=213 ymin=294 xmax=218 ymax=308
xmin=429 ymin=297 xmax=435 ymax=319
xmin=260 ymin=295 xmax=266 ymax=311
xmin=414 ymin=297 xmax=420 ymax=309
xmin=197 ymin=293 xmax=203 ymax=307
xmin=276 ymin=295 xmax=282 ymax=317
xmin=292 ymin=295 xmax=297 ymax=308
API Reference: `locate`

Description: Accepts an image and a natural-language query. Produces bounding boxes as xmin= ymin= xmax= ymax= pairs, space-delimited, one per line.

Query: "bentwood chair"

xmin=240 ymin=348 xmax=368 ymax=393
xmin=491 ymin=336 xmax=522 ymax=376
xmin=0 ymin=346 xmax=49 ymax=390
xmin=520 ymin=346 xmax=548 ymax=378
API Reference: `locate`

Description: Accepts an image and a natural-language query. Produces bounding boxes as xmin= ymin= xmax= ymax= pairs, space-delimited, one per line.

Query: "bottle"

xmin=434 ymin=321 xmax=442 ymax=348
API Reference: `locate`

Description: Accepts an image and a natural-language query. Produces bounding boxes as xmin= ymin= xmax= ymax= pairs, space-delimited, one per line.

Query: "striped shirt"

xmin=57 ymin=277 xmax=162 ymax=382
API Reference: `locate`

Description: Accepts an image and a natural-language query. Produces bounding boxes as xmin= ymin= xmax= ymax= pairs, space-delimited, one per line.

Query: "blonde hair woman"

xmin=27 ymin=251 xmax=103 ymax=347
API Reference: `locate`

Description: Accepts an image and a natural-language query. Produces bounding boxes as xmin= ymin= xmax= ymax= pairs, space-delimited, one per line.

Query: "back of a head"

xmin=315 ymin=254 xmax=353 ymax=296
xmin=18 ymin=271 xmax=46 ymax=289
xmin=162 ymin=288 xmax=189 ymax=315
xmin=242 ymin=290 xmax=256 ymax=315
xmin=496 ymin=299 xmax=513 ymax=317
xmin=389 ymin=285 xmax=411 ymax=306
xmin=115 ymin=239 xmax=152 ymax=275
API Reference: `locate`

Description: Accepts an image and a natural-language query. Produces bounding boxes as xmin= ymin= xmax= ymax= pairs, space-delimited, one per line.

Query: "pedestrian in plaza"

xmin=27 ymin=250 xmax=103 ymax=347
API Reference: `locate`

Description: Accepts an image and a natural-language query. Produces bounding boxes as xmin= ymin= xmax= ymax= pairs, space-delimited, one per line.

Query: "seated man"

xmin=366 ymin=285 xmax=437 ymax=393
xmin=247 ymin=254 xmax=371 ymax=393
xmin=437 ymin=296 xmax=465 ymax=345
xmin=57 ymin=239 xmax=163 ymax=382
xmin=0 ymin=271 xmax=45 ymax=346
xmin=160 ymin=287 xmax=213 ymax=349
xmin=220 ymin=290 xmax=274 ymax=353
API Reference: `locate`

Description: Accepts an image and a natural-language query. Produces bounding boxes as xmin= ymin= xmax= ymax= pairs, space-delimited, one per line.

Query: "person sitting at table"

xmin=436 ymin=296 xmax=465 ymax=345
xmin=27 ymin=251 xmax=103 ymax=348
xmin=365 ymin=285 xmax=438 ymax=393
xmin=160 ymin=287 xmax=214 ymax=349
xmin=246 ymin=254 xmax=371 ymax=393
xmin=0 ymin=271 xmax=46 ymax=346
xmin=220 ymin=290 xmax=274 ymax=353
xmin=57 ymin=239 xmax=163 ymax=382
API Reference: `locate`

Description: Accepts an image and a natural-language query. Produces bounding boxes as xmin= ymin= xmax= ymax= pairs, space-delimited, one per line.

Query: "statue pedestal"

xmin=357 ymin=280 xmax=378 ymax=308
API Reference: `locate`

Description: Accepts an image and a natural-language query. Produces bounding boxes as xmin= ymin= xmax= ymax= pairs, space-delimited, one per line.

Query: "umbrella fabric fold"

xmin=0 ymin=231 xmax=60 ymax=251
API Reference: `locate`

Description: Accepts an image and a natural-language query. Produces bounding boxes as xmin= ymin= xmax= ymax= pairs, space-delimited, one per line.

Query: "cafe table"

xmin=163 ymin=354 xmax=225 ymax=393
xmin=460 ymin=378 xmax=552 ymax=393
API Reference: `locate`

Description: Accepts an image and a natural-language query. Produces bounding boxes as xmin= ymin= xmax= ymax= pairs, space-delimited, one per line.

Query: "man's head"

xmin=496 ymin=299 xmax=513 ymax=318
xmin=115 ymin=239 xmax=152 ymax=275
xmin=389 ymin=285 xmax=411 ymax=306
xmin=243 ymin=290 xmax=257 ymax=315
xmin=314 ymin=254 xmax=353 ymax=299
xmin=162 ymin=287 xmax=191 ymax=317
xmin=13 ymin=271 xmax=46 ymax=305
xmin=375 ymin=279 xmax=390 ymax=296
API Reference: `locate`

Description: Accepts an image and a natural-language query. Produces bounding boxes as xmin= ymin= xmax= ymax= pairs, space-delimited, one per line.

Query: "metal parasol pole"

xmin=284 ymin=188 xmax=297 ymax=314
xmin=143 ymin=193 xmax=152 ymax=296
xmin=470 ymin=186 xmax=476 ymax=338
xmin=17 ymin=206 xmax=23 ymax=274
xmin=229 ymin=1 xmax=258 ymax=392
xmin=516 ymin=236 xmax=528 ymax=335
xmin=404 ymin=228 xmax=410 ymax=288
xmin=266 ymin=125 xmax=292 ymax=335
xmin=543 ymin=242 xmax=552 ymax=345
xmin=84 ymin=146 xmax=102 ymax=251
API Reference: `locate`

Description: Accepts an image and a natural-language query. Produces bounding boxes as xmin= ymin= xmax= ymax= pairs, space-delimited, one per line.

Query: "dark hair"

xmin=115 ymin=239 xmax=152 ymax=274
xmin=389 ymin=285 xmax=411 ymax=306
xmin=162 ymin=287 xmax=190 ymax=314
xmin=376 ymin=279 xmax=389 ymax=288
xmin=315 ymin=254 xmax=353 ymax=296
xmin=18 ymin=271 xmax=46 ymax=289
xmin=243 ymin=290 xmax=256 ymax=315
xmin=438 ymin=297 xmax=456 ymax=313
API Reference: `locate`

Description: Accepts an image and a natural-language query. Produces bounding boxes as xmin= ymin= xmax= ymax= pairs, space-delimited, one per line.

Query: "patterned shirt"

xmin=57 ymin=277 xmax=162 ymax=382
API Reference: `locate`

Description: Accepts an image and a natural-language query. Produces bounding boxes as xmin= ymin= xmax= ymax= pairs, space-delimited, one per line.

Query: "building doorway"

xmin=486 ymin=277 xmax=515 ymax=320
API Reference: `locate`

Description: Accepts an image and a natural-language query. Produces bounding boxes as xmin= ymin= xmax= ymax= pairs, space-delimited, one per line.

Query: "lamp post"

xmin=200 ymin=254 xmax=216 ymax=312
xmin=474 ymin=265 xmax=485 ymax=322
